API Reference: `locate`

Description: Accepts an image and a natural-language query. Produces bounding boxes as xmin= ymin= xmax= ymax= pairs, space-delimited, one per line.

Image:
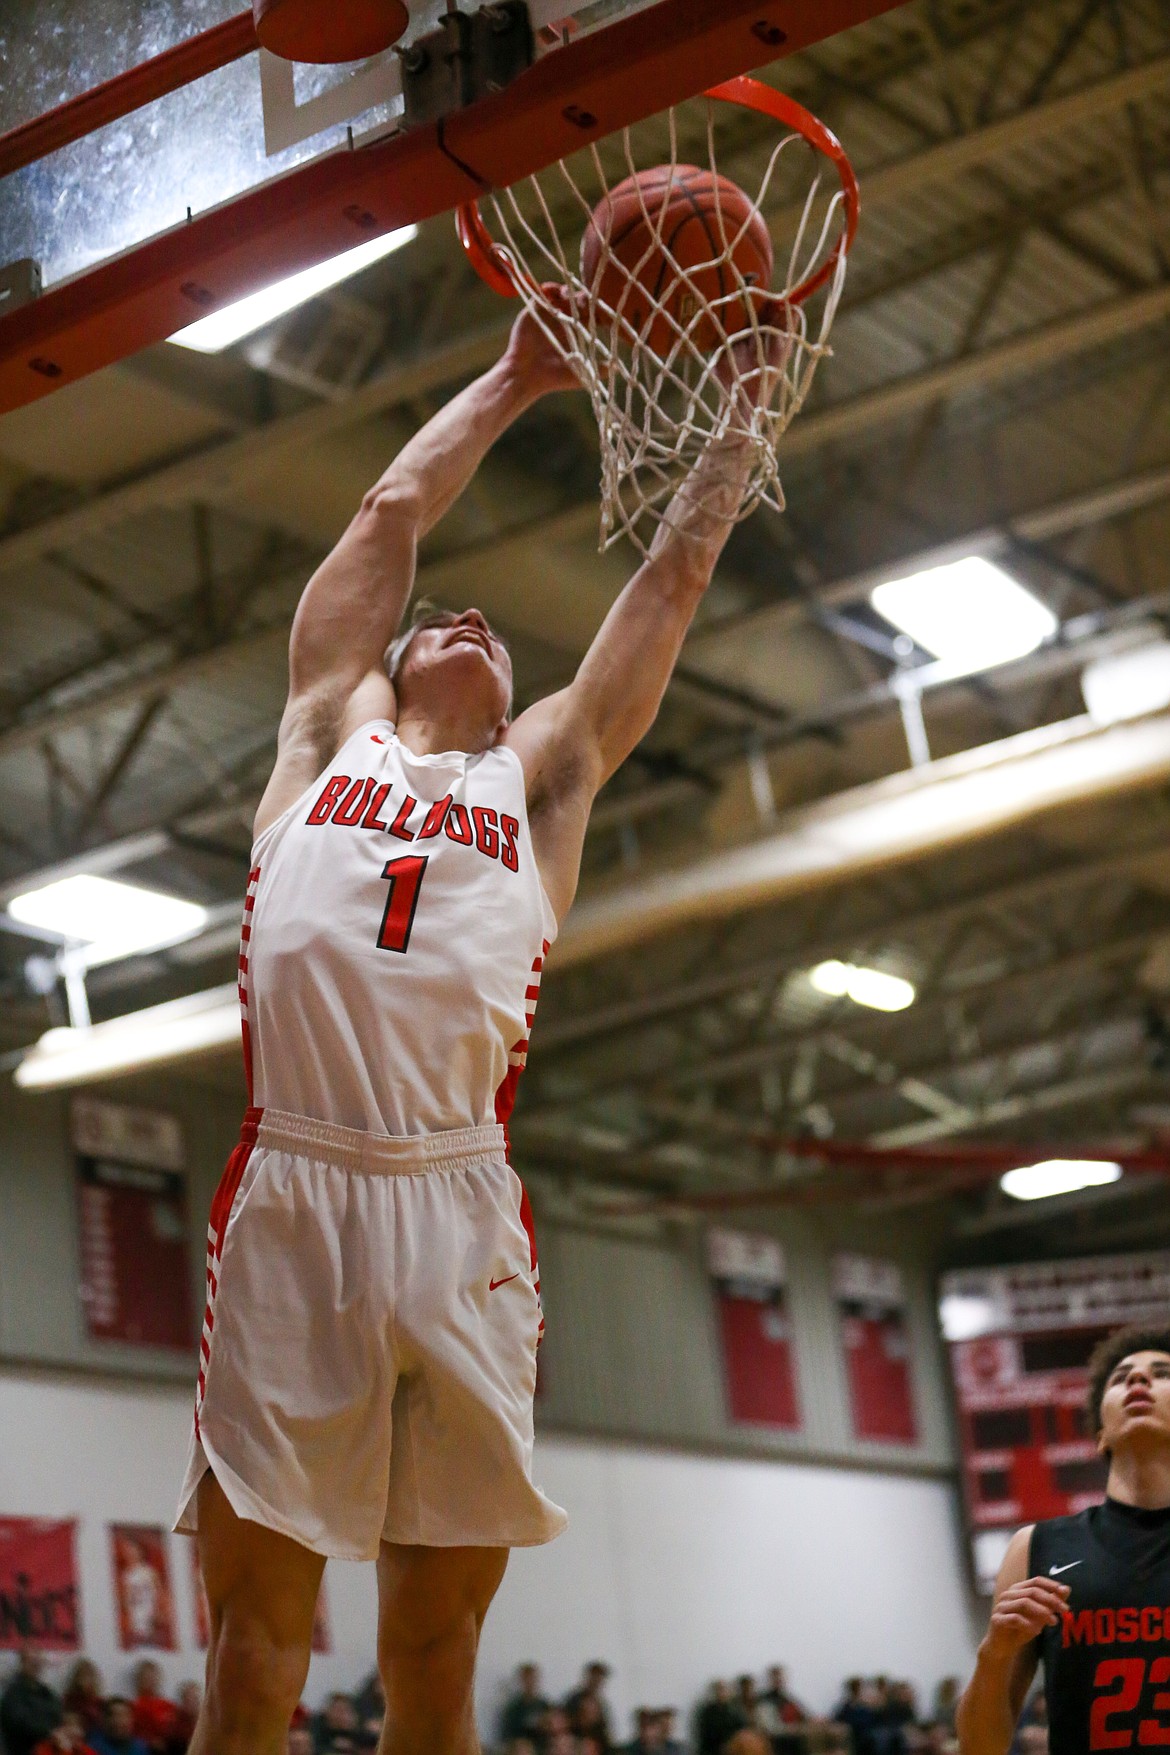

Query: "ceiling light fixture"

xmin=809 ymin=959 xmax=916 ymax=1012
xmin=871 ymin=557 xmax=1057 ymax=677
xmin=1082 ymin=638 xmax=1170 ymax=726
xmin=14 ymin=985 xmax=240 ymax=1090
xmin=169 ymin=224 xmax=419 ymax=352
xmin=7 ymin=875 xmax=207 ymax=968
xmin=1000 ymin=1158 xmax=1122 ymax=1202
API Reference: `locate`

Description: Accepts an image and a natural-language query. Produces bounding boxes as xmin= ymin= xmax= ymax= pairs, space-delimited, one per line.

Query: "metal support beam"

xmin=556 ymin=711 xmax=1170 ymax=967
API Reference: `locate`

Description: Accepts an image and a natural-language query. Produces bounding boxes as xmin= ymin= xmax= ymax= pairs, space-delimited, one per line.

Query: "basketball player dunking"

xmin=174 ymin=299 xmax=778 ymax=1755
xmin=958 ymin=1325 xmax=1170 ymax=1755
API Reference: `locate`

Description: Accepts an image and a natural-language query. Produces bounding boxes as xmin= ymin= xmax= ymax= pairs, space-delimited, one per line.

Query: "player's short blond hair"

xmin=384 ymin=599 xmax=513 ymax=718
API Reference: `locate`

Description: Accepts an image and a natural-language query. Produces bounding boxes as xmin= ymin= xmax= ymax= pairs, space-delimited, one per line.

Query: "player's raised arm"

xmin=957 ymin=1527 xmax=1066 ymax=1755
xmin=507 ymin=336 xmax=783 ymax=920
xmin=257 ymin=304 xmax=578 ymax=832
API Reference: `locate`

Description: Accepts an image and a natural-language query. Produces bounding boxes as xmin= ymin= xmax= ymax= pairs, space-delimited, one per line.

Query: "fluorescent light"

xmin=871 ymin=557 xmax=1057 ymax=675
xmin=14 ymin=985 xmax=240 ymax=1090
xmin=1082 ymin=639 xmax=1170 ymax=726
xmin=809 ymin=959 xmax=916 ymax=1012
xmin=1000 ymin=1158 xmax=1122 ymax=1202
xmin=7 ymin=875 xmax=207 ymax=967
xmin=169 ymin=225 xmax=418 ymax=352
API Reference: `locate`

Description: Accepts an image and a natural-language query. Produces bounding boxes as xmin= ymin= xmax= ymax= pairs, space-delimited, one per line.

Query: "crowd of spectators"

xmin=0 ymin=1654 xmax=200 ymax=1755
xmin=494 ymin=1661 xmax=1048 ymax=1755
xmin=1 ymin=1649 xmax=1050 ymax=1755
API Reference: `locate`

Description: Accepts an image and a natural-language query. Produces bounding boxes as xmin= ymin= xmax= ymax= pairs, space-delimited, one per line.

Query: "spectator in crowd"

xmin=573 ymin=1692 xmax=612 ymax=1752
xmin=288 ymin=1728 xmax=315 ymax=1755
xmin=32 ymin=1712 xmax=97 ymax=1755
xmin=166 ymin=1682 xmax=200 ymax=1755
xmin=658 ymin=1706 xmax=685 ymax=1755
xmin=622 ymin=1706 xmax=666 ymax=1752
xmin=726 ymin=1734 xmax=774 ymax=1755
xmin=129 ymin=1661 xmax=175 ymax=1753
xmin=1016 ymin=1727 xmax=1048 ymax=1755
xmin=736 ymin=1676 xmax=763 ymax=1731
xmin=566 ymin=1663 xmax=613 ymax=1750
xmin=500 ymin=1664 xmax=552 ymax=1748
xmin=697 ymin=1680 xmax=748 ymax=1755
xmin=876 ymin=1680 xmax=916 ymax=1755
xmin=544 ymin=1706 xmax=581 ymax=1755
xmin=89 ymin=1698 xmax=148 ymax=1755
xmin=833 ymin=1679 xmax=879 ymax=1755
xmin=931 ymin=1681 xmax=959 ymax=1736
xmin=62 ymin=1662 xmax=105 ymax=1740
xmin=1 ymin=1649 xmax=64 ymax=1755
xmin=351 ymin=1672 xmax=385 ymax=1749
xmin=1017 ymin=1690 xmax=1047 ymax=1732
xmin=313 ymin=1691 xmax=361 ymax=1754
xmin=759 ymin=1664 xmax=809 ymax=1753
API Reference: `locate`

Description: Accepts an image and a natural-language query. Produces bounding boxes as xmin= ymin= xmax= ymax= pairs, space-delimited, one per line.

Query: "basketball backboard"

xmin=0 ymin=0 xmax=905 ymax=414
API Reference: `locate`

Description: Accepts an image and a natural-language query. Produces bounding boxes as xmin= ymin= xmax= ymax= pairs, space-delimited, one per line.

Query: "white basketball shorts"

xmin=174 ymin=1106 xmax=567 ymax=1561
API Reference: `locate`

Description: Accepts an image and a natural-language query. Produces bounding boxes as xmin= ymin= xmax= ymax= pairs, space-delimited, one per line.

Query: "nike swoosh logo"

xmin=1049 ymin=1562 xmax=1082 ymax=1576
xmin=490 ymin=1273 xmax=520 ymax=1291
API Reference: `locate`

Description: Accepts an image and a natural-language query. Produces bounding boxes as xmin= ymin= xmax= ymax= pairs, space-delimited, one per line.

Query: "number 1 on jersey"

xmin=377 ymin=855 xmax=428 ymax=954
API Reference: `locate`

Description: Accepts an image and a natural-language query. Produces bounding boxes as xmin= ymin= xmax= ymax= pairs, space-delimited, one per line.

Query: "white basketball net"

xmin=480 ymin=102 xmax=851 ymax=557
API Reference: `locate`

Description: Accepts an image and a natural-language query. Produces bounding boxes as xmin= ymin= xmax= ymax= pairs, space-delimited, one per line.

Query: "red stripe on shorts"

xmin=195 ymin=1106 xmax=262 ymax=1438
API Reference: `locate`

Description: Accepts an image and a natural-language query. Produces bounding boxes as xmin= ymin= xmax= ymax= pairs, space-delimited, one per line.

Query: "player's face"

xmin=1098 ymin=1350 xmax=1170 ymax=1453
xmin=398 ymin=609 xmax=512 ymax=730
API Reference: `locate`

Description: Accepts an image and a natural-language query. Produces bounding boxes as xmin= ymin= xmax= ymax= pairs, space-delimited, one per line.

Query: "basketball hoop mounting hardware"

xmin=400 ymin=4 xmax=535 ymax=132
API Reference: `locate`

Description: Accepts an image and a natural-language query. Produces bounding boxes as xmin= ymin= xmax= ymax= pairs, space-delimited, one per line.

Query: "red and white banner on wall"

xmin=110 ymin=1524 xmax=177 ymax=1651
xmin=832 ymin=1254 xmax=918 ymax=1445
xmin=72 ymin=1097 xmax=193 ymax=1352
xmin=707 ymin=1227 xmax=801 ymax=1430
xmin=0 ymin=1517 xmax=80 ymax=1651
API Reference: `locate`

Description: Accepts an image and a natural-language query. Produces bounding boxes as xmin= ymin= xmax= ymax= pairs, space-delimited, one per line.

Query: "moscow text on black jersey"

xmin=1031 ymin=1499 xmax=1170 ymax=1755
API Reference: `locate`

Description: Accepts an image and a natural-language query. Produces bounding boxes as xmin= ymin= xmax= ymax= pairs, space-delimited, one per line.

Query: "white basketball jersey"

xmin=240 ymin=721 xmax=556 ymax=1138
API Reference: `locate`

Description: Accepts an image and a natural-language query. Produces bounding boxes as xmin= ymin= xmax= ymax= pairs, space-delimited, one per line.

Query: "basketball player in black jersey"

xmin=958 ymin=1324 xmax=1170 ymax=1755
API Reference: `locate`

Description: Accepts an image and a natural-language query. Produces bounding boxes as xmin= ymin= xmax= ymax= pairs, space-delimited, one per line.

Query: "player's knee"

xmin=381 ymin=1588 xmax=477 ymax=1663
xmin=207 ymin=1616 xmax=310 ymax=1727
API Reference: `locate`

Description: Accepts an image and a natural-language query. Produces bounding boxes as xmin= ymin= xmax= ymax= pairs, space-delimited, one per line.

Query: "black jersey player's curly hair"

xmin=1086 ymin=1323 xmax=1170 ymax=1440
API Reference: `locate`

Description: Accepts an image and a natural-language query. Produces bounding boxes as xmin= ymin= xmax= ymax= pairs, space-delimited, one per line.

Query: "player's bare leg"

xmin=375 ymin=1543 xmax=508 ymax=1755
xmin=189 ymin=1471 xmax=326 ymax=1755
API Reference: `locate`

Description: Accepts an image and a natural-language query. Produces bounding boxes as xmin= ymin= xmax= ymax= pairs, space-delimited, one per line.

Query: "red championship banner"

xmin=0 ymin=1517 xmax=80 ymax=1651
xmin=707 ymin=1227 xmax=801 ymax=1430
xmin=72 ymin=1097 xmax=193 ymax=1351
xmin=110 ymin=1525 xmax=177 ymax=1651
xmin=832 ymin=1254 xmax=918 ymax=1445
xmin=190 ymin=1545 xmax=330 ymax=1652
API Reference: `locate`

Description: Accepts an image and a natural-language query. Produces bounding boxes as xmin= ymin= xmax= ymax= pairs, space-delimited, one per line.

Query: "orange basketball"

xmin=580 ymin=165 xmax=773 ymax=357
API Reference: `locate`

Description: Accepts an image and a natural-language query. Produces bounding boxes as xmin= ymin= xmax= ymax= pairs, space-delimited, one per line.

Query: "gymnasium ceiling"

xmin=2 ymin=0 xmax=1170 ymax=1263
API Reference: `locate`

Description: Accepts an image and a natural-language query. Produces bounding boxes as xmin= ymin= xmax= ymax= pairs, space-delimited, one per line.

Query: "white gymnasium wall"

xmin=0 ymin=1369 xmax=980 ymax=1742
